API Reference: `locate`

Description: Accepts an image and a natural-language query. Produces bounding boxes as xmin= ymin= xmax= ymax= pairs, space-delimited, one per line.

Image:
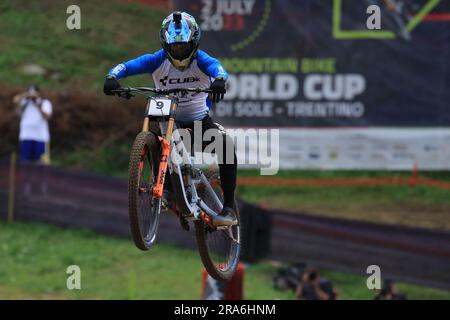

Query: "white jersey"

xmin=19 ymin=98 xmax=52 ymax=142
xmin=152 ymin=59 xmax=211 ymax=122
xmin=109 ymin=49 xmax=228 ymax=123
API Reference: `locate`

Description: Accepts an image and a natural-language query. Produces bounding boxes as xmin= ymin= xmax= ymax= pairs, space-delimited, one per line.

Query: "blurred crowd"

xmin=273 ymin=263 xmax=406 ymax=300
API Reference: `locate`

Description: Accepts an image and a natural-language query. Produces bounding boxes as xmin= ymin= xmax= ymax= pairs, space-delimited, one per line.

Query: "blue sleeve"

xmin=107 ymin=50 xmax=166 ymax=79
xmin=196 ymin=50 xmax=228 ymax=81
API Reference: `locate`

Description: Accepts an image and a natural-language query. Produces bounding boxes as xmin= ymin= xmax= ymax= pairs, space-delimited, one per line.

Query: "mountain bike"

xmin=112 ymin=86 xmax=241 ymax=281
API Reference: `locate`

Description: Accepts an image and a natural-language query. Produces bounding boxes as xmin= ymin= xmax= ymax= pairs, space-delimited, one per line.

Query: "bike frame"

xmin=143 ymin=95 xmax=223 ymax=227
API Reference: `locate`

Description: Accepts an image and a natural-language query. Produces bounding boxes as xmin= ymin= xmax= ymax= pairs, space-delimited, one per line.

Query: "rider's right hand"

xmin=103 ymin=76 xmax=121 ymax=96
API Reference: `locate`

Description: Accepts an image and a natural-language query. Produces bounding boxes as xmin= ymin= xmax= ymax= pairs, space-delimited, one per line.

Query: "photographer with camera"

xmin=13 ymin=84 xmax=52 ymax=164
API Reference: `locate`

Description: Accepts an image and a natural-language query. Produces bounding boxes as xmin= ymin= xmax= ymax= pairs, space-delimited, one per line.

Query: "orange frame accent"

xmin=152 ymin=100 xmax=177 ymax=199
xmin=199 ymin=211 xmax=216 ymax=230
xmin=152 ymin=138 xmax=171 ymax=199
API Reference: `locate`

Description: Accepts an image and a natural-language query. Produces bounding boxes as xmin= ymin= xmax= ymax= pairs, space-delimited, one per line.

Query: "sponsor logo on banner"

xmin=327 ymin=145 xmax=340 ymax=160
xmin=370 ymin=153 xmax=387 ymax=161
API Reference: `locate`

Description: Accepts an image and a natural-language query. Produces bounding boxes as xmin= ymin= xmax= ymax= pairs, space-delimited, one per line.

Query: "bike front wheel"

xmin=128 ymin=131 xmax=161 ymax=250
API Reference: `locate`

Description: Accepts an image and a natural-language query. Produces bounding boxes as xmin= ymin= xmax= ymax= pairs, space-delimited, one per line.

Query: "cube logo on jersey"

xmin=159 ymin=75 xmax=201 ymax=86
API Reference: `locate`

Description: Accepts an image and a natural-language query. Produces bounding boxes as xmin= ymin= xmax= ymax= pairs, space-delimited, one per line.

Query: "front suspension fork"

xmin=153 ymin=138 xmax=171 ymax=199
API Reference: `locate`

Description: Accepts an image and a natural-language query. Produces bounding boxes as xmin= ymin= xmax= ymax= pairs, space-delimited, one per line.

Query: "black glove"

xmin=103 ymin=76 xmax=121 ymax=96
xmin=209 ymin=78 xmax=226 ymax=103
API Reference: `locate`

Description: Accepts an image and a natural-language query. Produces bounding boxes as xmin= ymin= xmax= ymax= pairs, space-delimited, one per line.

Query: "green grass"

xmin=0 ymin=0 xmax=166 ymax=89
xmin=0 ymin=221 xmax=294 ymax=300
xmin=1 ymin=222 xmax=449 ymax=299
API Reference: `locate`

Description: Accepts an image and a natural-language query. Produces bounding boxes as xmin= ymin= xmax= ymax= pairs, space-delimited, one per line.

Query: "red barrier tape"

xmin=238 ymin=176 xmax=450 ymax=190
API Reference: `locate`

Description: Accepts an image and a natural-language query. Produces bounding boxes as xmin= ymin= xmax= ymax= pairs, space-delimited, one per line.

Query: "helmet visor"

xmin=167 ymin=42 xmax=195 ymax=61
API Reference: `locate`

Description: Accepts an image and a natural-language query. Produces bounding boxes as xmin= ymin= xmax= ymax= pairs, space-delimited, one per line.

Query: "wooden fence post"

xmin=7 ymin=152 xmax=16 ymax=223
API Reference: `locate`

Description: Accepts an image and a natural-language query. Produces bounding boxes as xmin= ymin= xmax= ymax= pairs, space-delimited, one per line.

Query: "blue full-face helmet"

xmin=160 ymin=12 xmax=201 ymax=70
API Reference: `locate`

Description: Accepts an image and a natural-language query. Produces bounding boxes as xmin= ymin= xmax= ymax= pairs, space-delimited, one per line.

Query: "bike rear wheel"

xmin=128 ymin=131 xmax=161 ymax=250
xmin=195 ymin=171 xmax=241 ymax=281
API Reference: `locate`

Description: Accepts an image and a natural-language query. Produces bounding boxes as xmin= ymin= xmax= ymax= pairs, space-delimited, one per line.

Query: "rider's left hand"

xmin=209 ymin=78 xmax=226 ymax=103
xmin=103 ymin=76 xmax=121 ymax=96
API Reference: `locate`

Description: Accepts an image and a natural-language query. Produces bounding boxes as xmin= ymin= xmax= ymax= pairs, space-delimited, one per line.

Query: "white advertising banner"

xmin=230 ymin=128 xmax=450 ymax=171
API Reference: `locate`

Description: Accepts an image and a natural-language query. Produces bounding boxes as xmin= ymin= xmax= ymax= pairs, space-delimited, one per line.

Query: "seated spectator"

xmin=374 ymin=279 xmax=407 ymax=300
xmin=272 ymin=263 xmax=306 ymax=291
xmin=296 ymin=268 xmax=338 ymax=300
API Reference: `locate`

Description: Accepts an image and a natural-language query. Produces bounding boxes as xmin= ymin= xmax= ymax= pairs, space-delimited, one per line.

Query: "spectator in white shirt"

xmin=13 ymin=85 xmax=53 ymax=164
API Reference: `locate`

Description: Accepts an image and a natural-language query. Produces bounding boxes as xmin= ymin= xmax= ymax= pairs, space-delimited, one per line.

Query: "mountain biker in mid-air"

xmin=103 ymin=11 xmax=237 ymax=227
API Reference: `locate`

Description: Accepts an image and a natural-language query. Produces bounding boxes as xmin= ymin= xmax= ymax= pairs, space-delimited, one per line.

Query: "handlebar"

xmin=111 ymin=87 xmax=213 ymax=99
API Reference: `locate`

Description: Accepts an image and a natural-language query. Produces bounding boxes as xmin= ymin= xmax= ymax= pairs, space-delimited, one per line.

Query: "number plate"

xmin=147 ymin=98 xmax=172 ymax=116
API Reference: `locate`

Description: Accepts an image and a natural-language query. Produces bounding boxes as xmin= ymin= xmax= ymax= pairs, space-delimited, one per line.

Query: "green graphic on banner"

xmin=332 ymin=0 xmax=441 ymax=39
